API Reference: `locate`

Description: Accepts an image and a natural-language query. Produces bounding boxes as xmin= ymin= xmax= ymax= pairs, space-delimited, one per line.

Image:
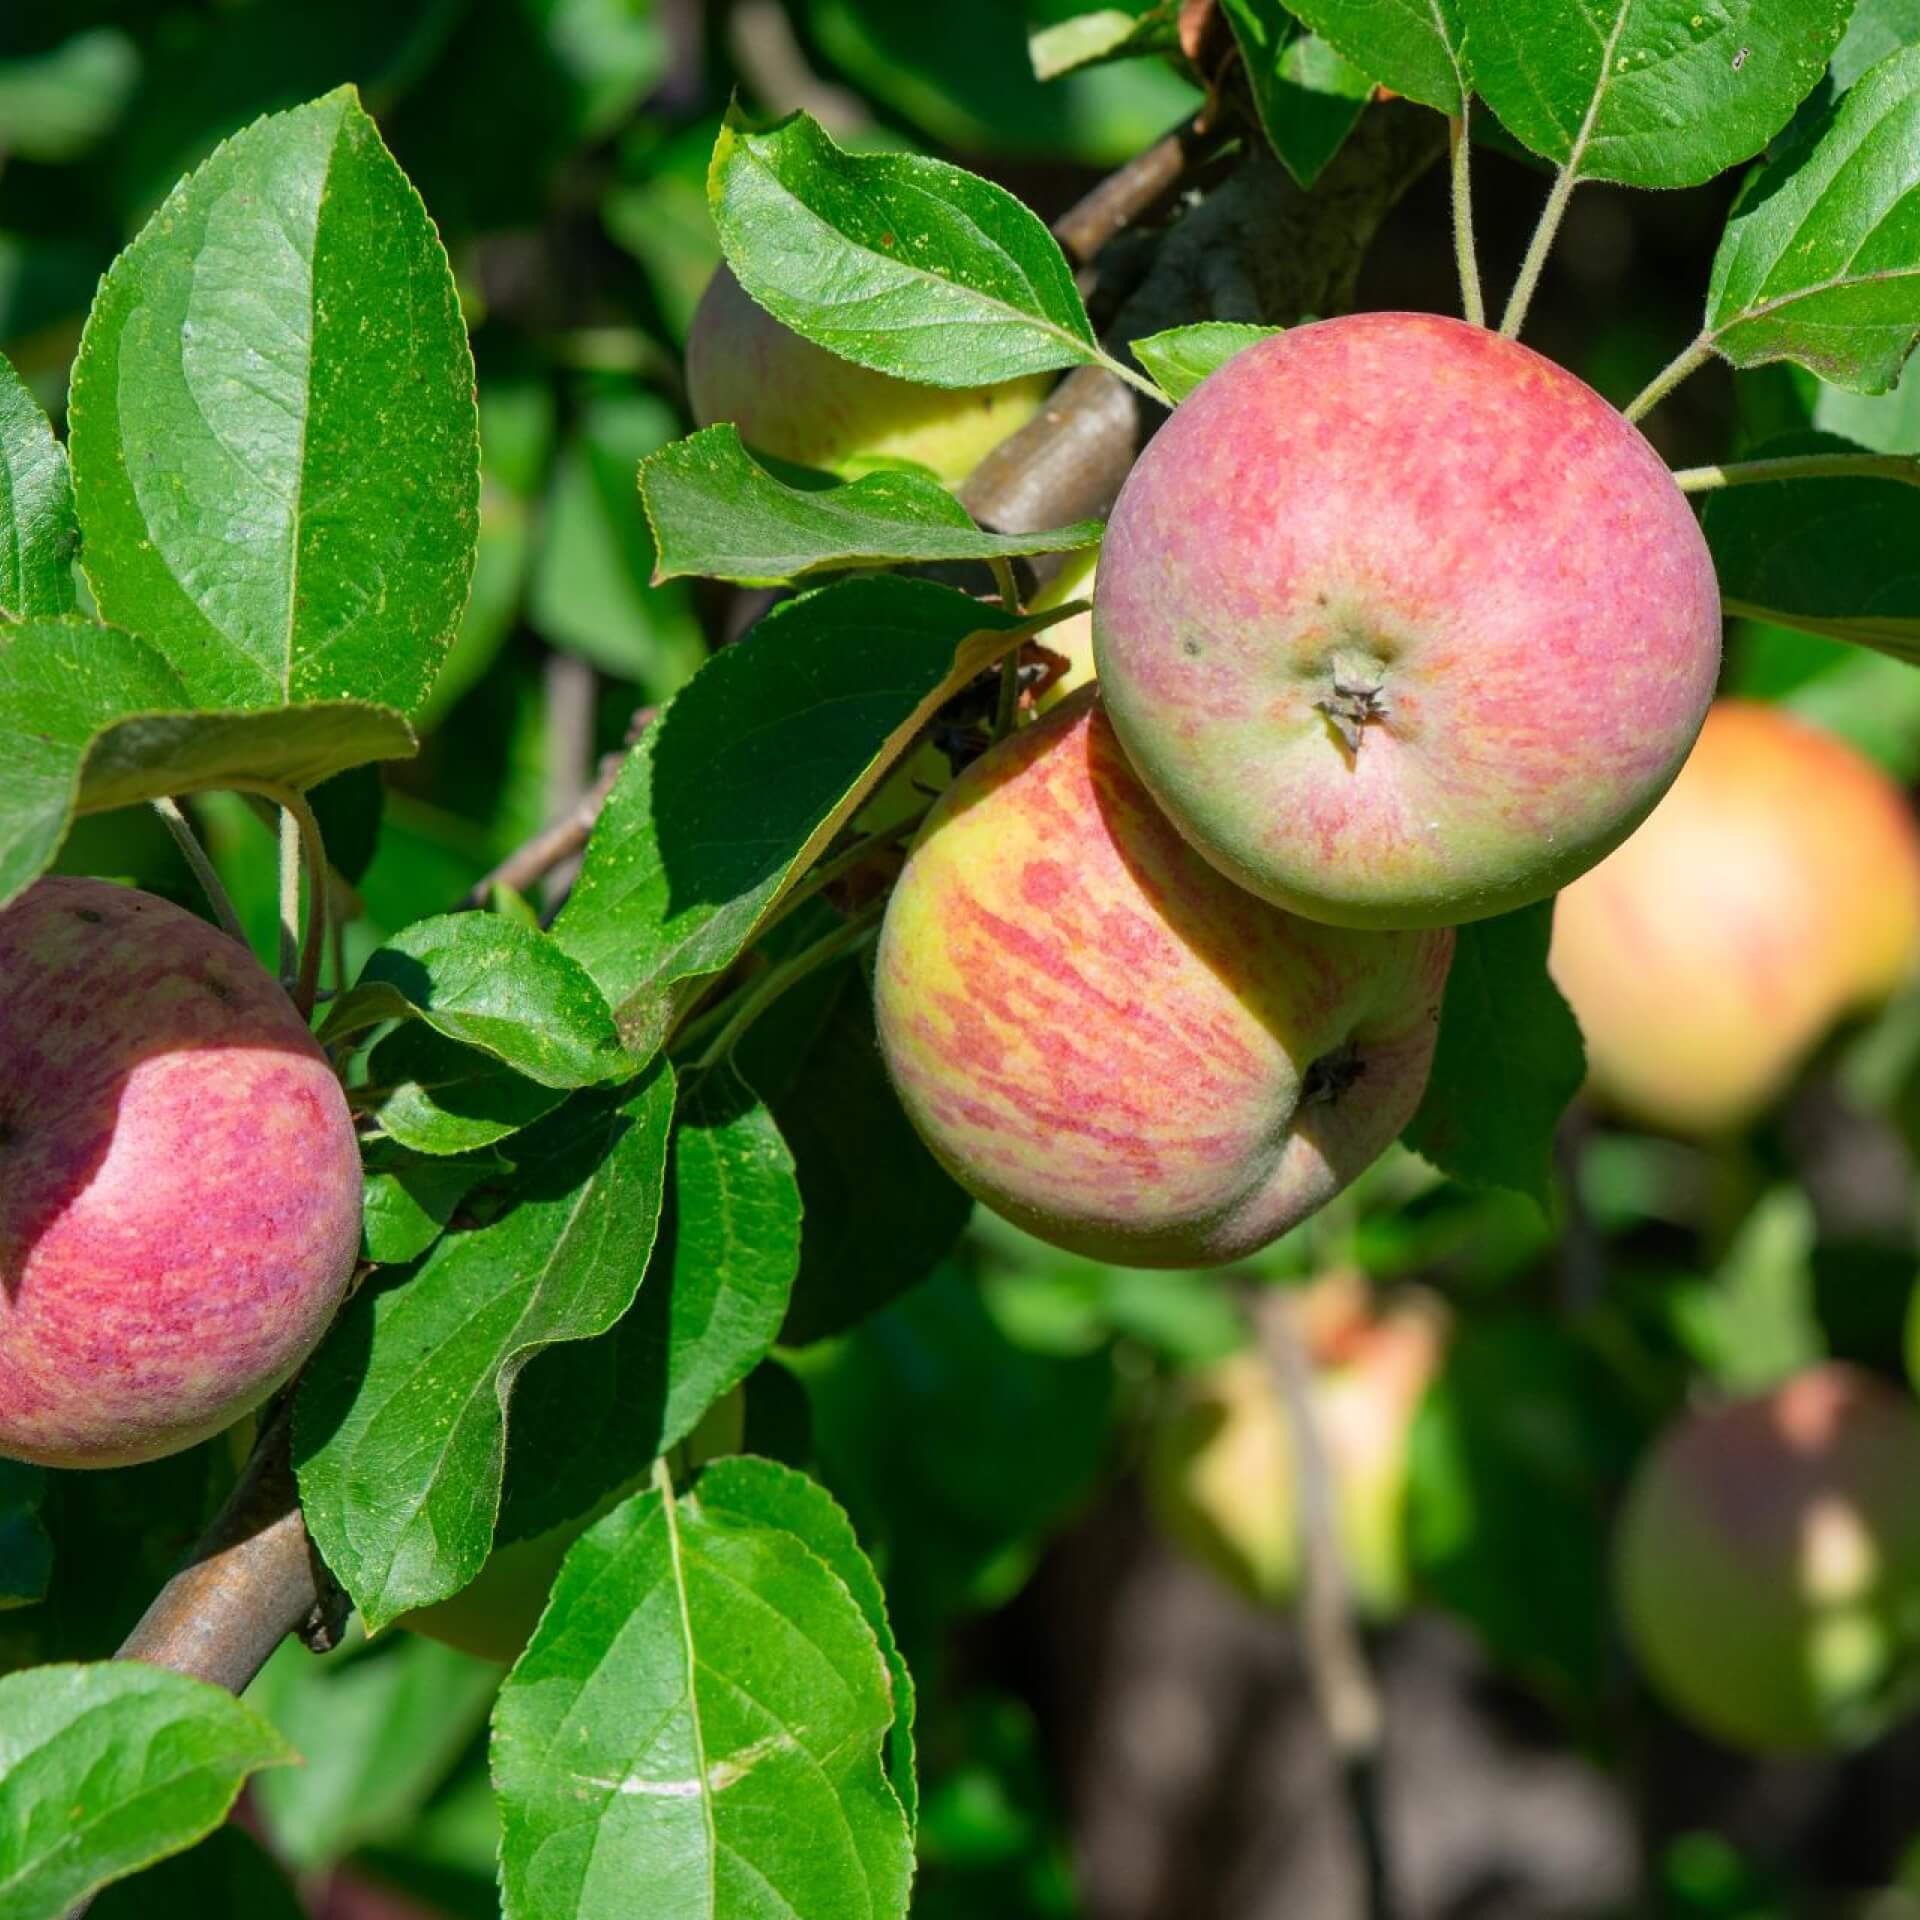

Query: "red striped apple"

xmin=1615 ymin=1364 xmax=1920 ymax=1752
xmin=1551 ymin=701 xmax=1920 ymax=1135
xmin=686 ymin=265 xmax=1051 ymax=483
xmin=874 ymin=688 xmax=1452 ymax=1267
xmin=1093 ymin=313 xmax=1721 ymax=930
xmin=0 ymin=877 xmax=361 ymax=1468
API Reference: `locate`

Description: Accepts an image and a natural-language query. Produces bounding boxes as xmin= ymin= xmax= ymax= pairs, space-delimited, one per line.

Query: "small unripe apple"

xmin=1551 ymin=700 xmax=1920 ymax=1136
xmin=1031 ymin=550 xmax=1097 ymax=712
xmin=0 ymin=877 xmax=361 ymax=1468
xmin=686 ymin=265 xmax=1052 ymax=483
xmin=403 ymin=1388 xmax=746 ymax=1662
xmin=873 ymin=688 xmax=1453 ymax=1267
xmin=1147 ymin=1276 xmax=1444 ymax=1614
xmin=1093 ymin=313 xmax=1721 ymax=930
xmin=1615 ymin=1364 xmax=1920 ymax=1752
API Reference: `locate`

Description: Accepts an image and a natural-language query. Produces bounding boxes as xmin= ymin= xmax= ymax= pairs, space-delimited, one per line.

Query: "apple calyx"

xmin=1319 ymin=645 xmax=1390 ymax=757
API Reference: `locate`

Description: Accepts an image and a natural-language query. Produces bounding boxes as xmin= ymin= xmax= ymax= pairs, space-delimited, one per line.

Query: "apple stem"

xmin=990 ymin=560 xmax=1026 ymax=742
xmin=240 ymin=783 xmax=330 ymax=1021
xmin=1499 ymin=163 xmax=1579 ymax=340
xmin=1448 ymin=108 xmax=1485 ymax=328
xmin=151 ymin=796 xmax=249 ymax=948
xmin=1249 ymin=1280 xmax=1396 ymax=1920
xmin=1622 ymin=334 xmax=1714 ymax=425
xmin=1673 ymin=450 xmax=1920 ymax=493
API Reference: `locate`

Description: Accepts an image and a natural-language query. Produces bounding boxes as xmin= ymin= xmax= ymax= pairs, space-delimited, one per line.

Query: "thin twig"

xmin=1249 ymin=1282 xmax=1396 ymax=1920
xmin=1623 ymin=334 xmax=1715 ymax=424
xmin=460 ymin=743 xmax=633 ymax=911
xmin=989 ymin=557 xmax=1025 ymax=741
xmin=151 ymin=797 xmax=248 ymax=947
xmin=682 ymin=907 xmax=882 ymax=1074
xmin=1448 ymin=107 xmax=1485 ymax=328
xmin=1673 ymin=450 xmax=1920 ymax=493
xmin=1053 ymin=123 xmax=1206 ymax=267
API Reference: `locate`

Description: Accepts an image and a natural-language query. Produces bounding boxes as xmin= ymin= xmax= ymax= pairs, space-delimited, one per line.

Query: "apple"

xmin=1147 ymin=1274 xmax=1444 ymax=1614
xmin=1615 ymin=1363 xmax=1920 ymax=1752
xmin=0 ymin=877 xmax=361 ymax=1468
xmin=1031 ymin=550 xmax=1097 ymax=712
xmin=1551 ymin=700 xmax=1920 ymax=1136
xmin=686 ymin=264 xmax=1052 ymax=483
xmin=1092 ymin=312 xmax=1721 ymax=930
xmin=873 ymin=687 xmax=1453 ymax=1267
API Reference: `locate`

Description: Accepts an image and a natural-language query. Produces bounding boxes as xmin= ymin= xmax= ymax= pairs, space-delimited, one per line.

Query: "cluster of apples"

xmin=684 ymin=275 xmax=1920 ymax=1756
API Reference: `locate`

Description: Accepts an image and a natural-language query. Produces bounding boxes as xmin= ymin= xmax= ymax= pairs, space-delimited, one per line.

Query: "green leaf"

xmin=490 ymin=1062 xmax=801 ymax=1545
xmin=87 ymin=1824 xmax=304 ymax=1920
xmin=0 ymin=1460 xmax=51 ymax=1610
xmin=0 ymin=28 xmax=138 ymax=165
xmin=0 ymin=350 xmax=77 ymax=617
xmin=1402 ymin=902 xmax=1584 ymax=1210
xmin=708 ymin=106 xmax=1099 ymax=389
xmin=5 ymin=635 xmax=398 ymax=907
xmin=493 ymin=1476 xmax=912 ymax=1920
xmin=327 ymin=912 xmax=627 ymax=1089
xmin=1408 ymin=1315 xmax=1642 ymax=1714
xmin=527 ymin=391 xmax=706 ymax=695
xmin=0 ymin=1662 xmax=294 ymax=1920
xmin=364 ymin=1024 xmax=570 ymax=1158
xmin=68 ymin=86 xmax=479 ymax=715
xmin=552 ymin=577 xmax=1044 ymax=1053
xmin=796 ymin=1262 xmax=1114 ymax=1639
xmin=0 ymin=619 xmax=184 ymax=908
xmin=1130 ymin=322 xmax=1285 ymax=404
xmin=1029 ymin=5 xmax=1181 ymax=79
xmin=1704 ymin=430 xmax=1920 ymax=661
xmin=247 ymin=1630 xmax=502 ymax=1872
xmin=640 ymin=425 xmax=1102 ymax=587
xmin=1460 ymin=0 xmax=1849 ymax=188
xmin=1828 ymin=0 xmax=1920 ymax=95
xmin=1704 ymin=45 xmax=1920 ymax=392
xmin=360 ymin=1143 xmax=507 ymax=1267
xmin=1668 ymin=1187 xmax=1823 ymax=1391
xmin=694 ymin=1455 xmax=918 ymax=1828
xmin=1221 ymin=1 xmax=1375 ymax=188
xmin=295 ymin=1063 xmax=676 ymax=1631
xmin=1286 ymin=0 xmax=1466 ymax=113
xmin=736 ymin=950 xmax=972 ymax=1344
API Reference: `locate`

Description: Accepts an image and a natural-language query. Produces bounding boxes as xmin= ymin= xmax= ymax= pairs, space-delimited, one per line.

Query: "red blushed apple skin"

xmin=1093 ymin=312 xmax=1722 ymax=930
xmin=873 ymin=688 xmax=1453 ymax=1268
xmin=0 ymin=877 xmax=361 ymax=1468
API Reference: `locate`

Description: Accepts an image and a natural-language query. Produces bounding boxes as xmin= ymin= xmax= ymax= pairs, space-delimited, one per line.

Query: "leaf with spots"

xmin=0 ymin=615 xmax=418 ymax=909
xmin=1459 ymin=0 xmax=1850 ymax=189
xmin=1704 ymin=45 xmax=1920 ymax=392
xmin=551 ymin=577 xmax=1048 ymax=1057
xmin=492 ymin=1466 xmax=912 ymax=1920
xmin=708 ymin=105 xmax=1098 ymax=389
xmin=1401 ymin=901 xmax=1584 ymax=1210
xmin=67 ymin=87 xmax=479 ymax=716
xmin=0 ymin=1662 xmax=294 ymax=1920
xmin=0 ymin=349 xmax=77 ymax=618
xmin=294 ymin=1062 xmax=675 ymax=1632
xmin=1286 ymin=0 xmax=1468 ymax=113
xmin=1131 ymin=322 xmax=1285 ymax=404
xmin=325 ymin=912 xmax=627 ymax=1090
xmin=640 ymin=424 xmax=1102 ymax=587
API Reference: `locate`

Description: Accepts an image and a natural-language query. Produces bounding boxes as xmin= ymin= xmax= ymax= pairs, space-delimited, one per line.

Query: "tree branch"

xmin=1250 ymin=1283 xmax=1397 ymax=1920
xmin=116 ymin=1403 xmax=342 ymax=1694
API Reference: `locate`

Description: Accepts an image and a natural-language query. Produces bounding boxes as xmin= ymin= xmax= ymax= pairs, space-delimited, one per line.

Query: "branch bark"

xmin=1251 ymin=1283 xmax=1397 ymax=1920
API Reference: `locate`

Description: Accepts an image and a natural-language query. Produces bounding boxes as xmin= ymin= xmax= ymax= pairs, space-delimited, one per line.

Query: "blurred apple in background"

xmin=1551 ymin=700 xmax=1920 ymax=1136
xmin=1614 ymin=1363 xmax=1920 ymax=1752
xmin=1146 ymin=1274 xmax=1445 ymax=1616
